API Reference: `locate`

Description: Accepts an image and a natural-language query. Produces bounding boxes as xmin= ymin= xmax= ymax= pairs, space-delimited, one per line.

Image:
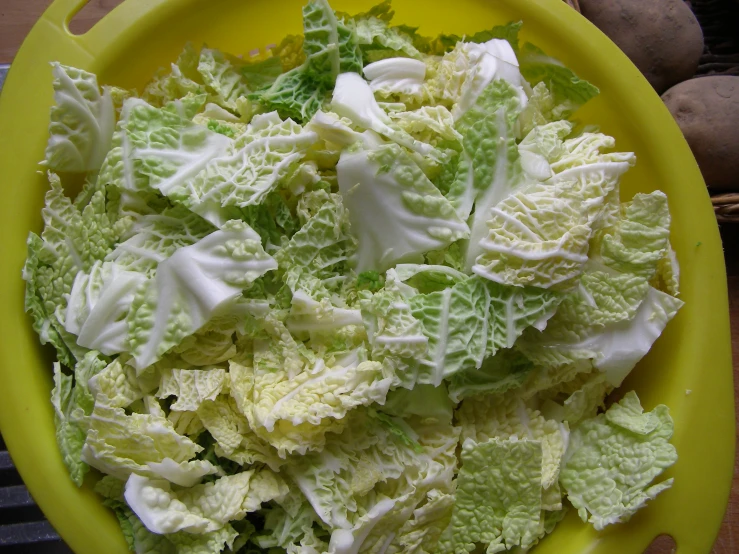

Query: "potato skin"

xmin=662 ymin=76 xmax=739 ymax=190
xmin=580 ymin=0 xmax=704 ymax=93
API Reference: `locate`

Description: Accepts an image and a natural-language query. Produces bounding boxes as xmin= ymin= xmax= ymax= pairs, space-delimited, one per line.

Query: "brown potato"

xmin=662 ymin=76 xmax=739 ymax=190
xmin=579 ymin=0 xmax=704 ymax=93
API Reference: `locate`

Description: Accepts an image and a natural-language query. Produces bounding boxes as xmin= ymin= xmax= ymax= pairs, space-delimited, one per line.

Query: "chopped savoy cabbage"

xmin=24 ymin=1 xmax=681 ymax=552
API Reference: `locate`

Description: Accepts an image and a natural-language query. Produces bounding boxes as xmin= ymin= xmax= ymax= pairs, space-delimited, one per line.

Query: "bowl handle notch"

xmin=37 ymin=0 xmax=174 ymax=61
xmin=41 ymin=0 xmax=94 ymax=30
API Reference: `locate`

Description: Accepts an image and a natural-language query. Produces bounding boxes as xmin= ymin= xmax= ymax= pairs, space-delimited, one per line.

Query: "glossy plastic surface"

xmin=0 ymin=0 xmax=733 ymax=553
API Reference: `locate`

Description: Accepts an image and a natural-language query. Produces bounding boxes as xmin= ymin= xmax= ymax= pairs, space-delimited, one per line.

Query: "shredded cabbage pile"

xmin=24 ymin=1 xmax=681 ymax=552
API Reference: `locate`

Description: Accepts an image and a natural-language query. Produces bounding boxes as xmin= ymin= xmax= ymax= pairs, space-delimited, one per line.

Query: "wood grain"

xmin=1 ymin=2 xmax=737 ymax=553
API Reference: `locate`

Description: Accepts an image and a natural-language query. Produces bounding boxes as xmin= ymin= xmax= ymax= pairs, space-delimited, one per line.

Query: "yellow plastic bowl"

xmin=0 ymin=0 xmax=733 ymax=552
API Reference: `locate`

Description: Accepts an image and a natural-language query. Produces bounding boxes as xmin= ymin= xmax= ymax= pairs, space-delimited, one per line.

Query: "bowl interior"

xmin=0 ymin=0 xmax=733 ymax=553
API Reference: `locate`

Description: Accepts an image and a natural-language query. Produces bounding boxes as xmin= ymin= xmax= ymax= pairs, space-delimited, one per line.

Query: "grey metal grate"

xmin=0 ymin=435 xmax=72 ymax=553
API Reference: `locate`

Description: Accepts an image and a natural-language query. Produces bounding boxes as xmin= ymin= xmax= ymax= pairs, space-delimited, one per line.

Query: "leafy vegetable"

xmin=171 ymin=113 xmax=318 ymax=225
xmin=337 ymin=143 xmax=469 ymax=272
xmin=251 ymin=0 xmax=363 ymax=121
xmin=143 ymin=43 xmax=205 ymax=107
xmin=447 ymin=348 xmax=534 ymax=403
xmin=408 ymin=277 xmax=559 ymax=385
xmin=332 ymin=72 xmax=444 ymax=161
xmin=127 ymin=221 xmax=277 ymax=369
xmin=518 ymin=42 xmax=600 ymax=116
xmin=25 ymin=1 xmax=683 ymax=551
xmin=471 ymin=127 xmax=638 ymax=289
xmin=560 ymin=392 xmax=677 ymax=530
xmin=45 ymin=64 xmax=115 ymax=172
xmin=124 ymin=470 xmax=287 ymax=533
xmin=98 ymin=97 xmax=231 ymax=202
xmin=455 ymin=79 xmax=527 ymax=267
xmin=197 ymin=48 xmax=253 ymax=111
xmin=24 ymin=175 xmax=129 ymax=367
xmin=439 ymin=438 xmax=543 ymax=553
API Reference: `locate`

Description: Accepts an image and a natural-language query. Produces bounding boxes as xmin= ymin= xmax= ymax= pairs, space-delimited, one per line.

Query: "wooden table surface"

xmin=1 ymin=1 xmax=737 ymax=553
